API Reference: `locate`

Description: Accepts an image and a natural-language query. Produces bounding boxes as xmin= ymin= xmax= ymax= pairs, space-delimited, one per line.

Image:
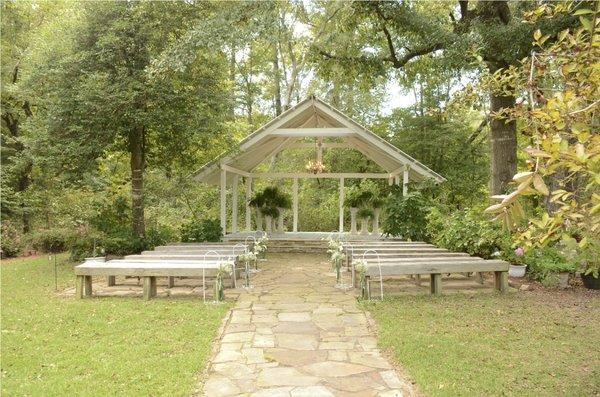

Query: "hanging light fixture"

xmin=305 ymin=140 xmax=325 ymax=174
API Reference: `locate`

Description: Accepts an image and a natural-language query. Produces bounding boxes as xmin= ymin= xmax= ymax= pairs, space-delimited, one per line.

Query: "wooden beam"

xmin=293 ymin=178 xmax=299 ymax=232
xmin=339 ymin=177 xmax=345 ymax=232
xmin=245 ymin=177 xmax=252 ymax=231
xmin=220 ymin=167 xmax=227 ymax=233
xmin=287 ymin=142 xmax=352 ymax=149
xmin=231 ymin=175 xmax=239 ymax=233
xmin=250 ymin=172 xmax=390 ymax=179
xmin=221 ymin=164 xmax=251 ymax=177
xmin=262 ymin=137 xmax=295 ymax=162
xmin=272 ymin=128 xmax=353 ymax=137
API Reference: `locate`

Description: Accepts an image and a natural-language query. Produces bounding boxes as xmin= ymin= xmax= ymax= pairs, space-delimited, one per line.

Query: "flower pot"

xmin=264 ymin=215 xmax=272 ymax=234
xmin=277 ymin=208 xmax=285 ymax=233
xmin=581 ymin=273 xmax=600 ymax=290
xmin=360 ymin=218 xmax=369 ymax=235
xmin=509 ymin=264 xmax=527 ymax=278
xmin=372 ymin=208 xmax=381 ymax=236
xmin=256 ymin=209 xmax=263 ymax=231
xmin=349 ymin=207 xmax=358 ymax=235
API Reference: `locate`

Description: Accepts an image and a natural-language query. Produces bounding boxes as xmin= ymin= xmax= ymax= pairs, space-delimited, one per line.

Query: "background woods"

xmin=1 ymin=0 xmax=596 ymax=280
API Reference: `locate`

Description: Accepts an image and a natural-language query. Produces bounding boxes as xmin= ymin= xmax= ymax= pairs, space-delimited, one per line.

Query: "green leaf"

xmin=573 ymin=9 xmax=594 ymax=16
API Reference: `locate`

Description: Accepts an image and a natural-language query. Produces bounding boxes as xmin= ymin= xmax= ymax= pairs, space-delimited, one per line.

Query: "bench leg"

xmin=143 ymin=276 xmax=157 ymax=300
xmin=476 ymin=272 xmax=485 ymax=284
xmin=76 ymin=275 xmax=84 ymax=299
xmin=430 ymin=273 xmax=442 ymax=296
xmin=84 ymin=275 xmax=93 ymax=297
xmin=494 ymin=271 xmax=508 ymax=293
xmin=414 ymin=274 xmax=422 ymax=286
xmin=107 ymin=276 xmax=116 ymax=287
xmin=167 ymin=276 xmax=175 ymax=288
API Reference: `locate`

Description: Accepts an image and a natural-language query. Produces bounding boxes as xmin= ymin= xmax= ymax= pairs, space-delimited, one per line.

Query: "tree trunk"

xmin=489 ymin=93 xmax=517 ymax=195
xmin=272 ymin=44 xmax=282 ymax=116
xmin=130 ymin=126 xmax=145 ymax=238
xmin=18 ymin=163 xmax=32 ymax=234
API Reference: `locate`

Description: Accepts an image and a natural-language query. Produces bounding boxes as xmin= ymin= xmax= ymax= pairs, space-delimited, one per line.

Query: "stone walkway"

xmin=200 ymin=253 xmax=414 ymax=397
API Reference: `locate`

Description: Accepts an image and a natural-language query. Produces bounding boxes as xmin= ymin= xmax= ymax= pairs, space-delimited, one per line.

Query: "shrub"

xmin=523 ymin=246 xmax=576 ymax=284
xmin=1 ymin=221 xmax=23 ymax=257
xmin=382 ymin=189 xmax=431 ymax=241
xmin=180 ymin=218 xmax=222 ymax=243
xmin=69 ymin=231 xmax=107 ymax=261
xmin=28 ymin=229 xmax=73 ymax=253
xmin=357 ymin=208 xmax=374 ymax=219
xmin=69 ymin=226 xmax=174 ymax=260
xmin=427 ymin=207 xmax=509 ymax=259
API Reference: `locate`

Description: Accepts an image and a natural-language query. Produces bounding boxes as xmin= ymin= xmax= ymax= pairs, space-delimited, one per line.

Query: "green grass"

xmin=1 ymin=254 xmax=229 ymax=396
xmin=364 ymin=291 xmax=600 ymax=396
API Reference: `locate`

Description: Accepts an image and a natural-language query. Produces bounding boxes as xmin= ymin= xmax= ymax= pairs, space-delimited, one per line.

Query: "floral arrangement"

xmin=239 ymin=251 xmax=257 ymax=263
xmin=238 ymin=251 xmax=256 ymax=287
xmin=254 ymin=236 xmax=268 ymax=259
xmin=215 ymin=261 xmax=234 ymax=302
xmin=306 ymin=160 xmax=325 ymax=174
xmin=353 ymin=259 xmax=369 ymax=300
xmin=329 ymin=246 xmax=345 ymax=284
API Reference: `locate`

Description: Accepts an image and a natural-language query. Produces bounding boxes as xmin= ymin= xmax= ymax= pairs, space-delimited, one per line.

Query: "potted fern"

xmin=260 ymin=206 xmax=279 ymax=234
xmin=249 ymin=191 xmax=265 ymax=231
xmin=345 ymin=186 xmax=363 ymax=235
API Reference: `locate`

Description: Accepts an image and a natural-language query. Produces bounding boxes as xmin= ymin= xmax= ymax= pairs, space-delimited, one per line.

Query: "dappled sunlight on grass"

xmin=1 ymin=254 xmax=229 ymax=396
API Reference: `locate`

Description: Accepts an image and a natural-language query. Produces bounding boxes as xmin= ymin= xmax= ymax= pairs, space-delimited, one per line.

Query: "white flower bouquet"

xmin=215 ymin=261 xmax=234 ymax=302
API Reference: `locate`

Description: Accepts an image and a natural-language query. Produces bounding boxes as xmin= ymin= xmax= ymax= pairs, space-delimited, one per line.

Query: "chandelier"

xmin=305 ymin=160 xmax=325 ymax=174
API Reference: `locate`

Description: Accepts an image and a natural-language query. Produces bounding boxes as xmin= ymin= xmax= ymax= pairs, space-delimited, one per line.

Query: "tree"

xmin=1 ymin=1 xmax=42 ymax=233
xmin=484 ymin=4 xmax=599 ymax=275
xmin=40 ymin=2 xmax=230 ymax=238
xmin=314 ymin=1 xmax=577 ymax=194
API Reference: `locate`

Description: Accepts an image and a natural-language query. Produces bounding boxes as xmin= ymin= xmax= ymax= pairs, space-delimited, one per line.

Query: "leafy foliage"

xmin=0 ymin=220 xmax=23 ymax=257
xmin=180 ymin=218 xmax=222 ymax=243
xmin=427 ymin=206 xmax=509 ymax=259
xmin=382 ymin=188 xmax=431 ymax=241
xmin=27 ymin=229 xmax=72 ymax=254
xmin=484 ymin=5 xmax=600 ymax=277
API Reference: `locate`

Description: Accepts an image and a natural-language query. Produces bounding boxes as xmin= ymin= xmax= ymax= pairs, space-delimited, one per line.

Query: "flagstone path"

xmin=200 ymin=253 xmax=414 ymax=397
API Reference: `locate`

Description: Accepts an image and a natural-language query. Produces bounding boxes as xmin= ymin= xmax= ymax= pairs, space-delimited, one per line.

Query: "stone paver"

xmin=200 ymin=253 xmax=415 ymax=396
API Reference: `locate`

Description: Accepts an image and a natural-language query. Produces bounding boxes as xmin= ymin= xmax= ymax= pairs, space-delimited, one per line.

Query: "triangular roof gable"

xmin=193 ymin=96 xmax=445 ymax=184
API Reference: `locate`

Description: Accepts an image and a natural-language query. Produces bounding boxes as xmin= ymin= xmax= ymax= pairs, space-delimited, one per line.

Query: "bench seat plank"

xmin=364 ymin=260 xmax=508 ymax=276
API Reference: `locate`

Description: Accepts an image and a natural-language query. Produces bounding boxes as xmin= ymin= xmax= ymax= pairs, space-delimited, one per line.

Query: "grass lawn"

xmin=364 ymin=290 xmax=600 ymax=397
xmin=1 ymin=254 xmax=230 ymax=396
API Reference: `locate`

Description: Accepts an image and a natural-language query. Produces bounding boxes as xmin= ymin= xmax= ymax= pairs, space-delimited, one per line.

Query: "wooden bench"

xmin=74 ymin=260 xmax=236 ymax=300
xmin=359 ymin=259 xmax=509 ymax=297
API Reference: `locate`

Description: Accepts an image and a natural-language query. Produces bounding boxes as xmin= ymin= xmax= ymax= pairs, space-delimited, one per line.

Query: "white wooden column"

xmin=292 ymin=177 xmax=299 ymax=232
xmin=245 ymin=177 xmax=252 ymax=231
xmin=403 ymin=166 xmax=409 ymax=196
xmin=339 ymin=177 xmax=345 ymax=232
xmin=231 ymin=174 xmax=239 ymax=233
xmin=220 ymin=168 xmax=227 ymax=233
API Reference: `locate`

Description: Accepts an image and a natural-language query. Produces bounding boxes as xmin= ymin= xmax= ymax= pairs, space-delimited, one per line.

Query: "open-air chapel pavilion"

xmin=193 ymin=96 xmax=445 ymax=238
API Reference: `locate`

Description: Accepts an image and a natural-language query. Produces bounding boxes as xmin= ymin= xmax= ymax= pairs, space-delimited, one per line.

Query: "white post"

xmin=293 ymin=177 xmax=299 ymax=232
xmin=220 ymin=167 xmax=227 ymax=234
xmin=231 ymin=175 xmax=239 ymax=234
xmin=403 ymin=166 xmax=409 ymax=196
xmin=339 ymin=177 xmax=344 ymax=232
xmin=245 ymin=177 xmax=252 ymax=231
